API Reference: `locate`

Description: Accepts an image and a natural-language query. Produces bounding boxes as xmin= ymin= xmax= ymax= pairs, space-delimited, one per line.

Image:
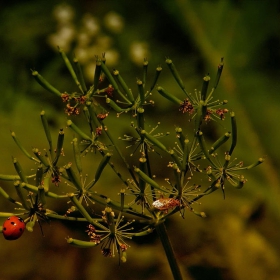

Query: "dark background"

xmin=0 ymin=1 xmax=280 ymax=279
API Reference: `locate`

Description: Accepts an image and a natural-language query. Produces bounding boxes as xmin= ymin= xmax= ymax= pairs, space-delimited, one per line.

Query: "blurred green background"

xmin=0 ymin=0 xmax=280 ymax=279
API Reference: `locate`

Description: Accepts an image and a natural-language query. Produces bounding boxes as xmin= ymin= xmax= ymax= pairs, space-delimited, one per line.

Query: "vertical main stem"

xmin=156 ymin=222 xmax=183 ymax=280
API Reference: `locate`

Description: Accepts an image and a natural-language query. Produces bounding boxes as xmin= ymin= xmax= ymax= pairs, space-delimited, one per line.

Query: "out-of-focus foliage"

xmin=0 ymin=0 xmax=279 ymax=279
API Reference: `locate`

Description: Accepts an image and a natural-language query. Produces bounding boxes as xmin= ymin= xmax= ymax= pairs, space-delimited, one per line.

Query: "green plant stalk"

xmin=106 ymin=98 xmax=127 ymax=113
xmin=100 ymin=62 xmax=132 ymax=104
xmin=92 ymin=58 xmax=102 ymax=92
xmin=11 ymin=132 xmax=40 ymax=163
xmin=134 ymin=167 xmax=169 ymax=194
xmin=229 ymin=112 xmax=237 ymax=155
xmin=0 ymin=174 xmax=36 ymax=181
xmin=213 ymin=58 xmax=224 ymax=89
xmin=141 ymin=130 xmax=169 ymax=153
xmin=21 ymin=183 xmax=68 ymax=199
xmin=67 ymin=238 xmax=99 ymax=248
xmin=14 ymin=181 xmax=30 ymax=210
xmin=113 ymin=70 xmax=135 ymax=103
xmin=137 ymin=79 xmax=145 ymax=105
xmin=31 ymin=70 xmax=61 ymax=97
xmin=142 ymin=59 xmax=148 ymax=87
xmin=32 ymin=148 xmax=50 ymax=168
xmin=65 ymin=163 xmax=83 ymax=192
xmin=40 ymin=111 xmax=53 ymax=156
xmin=156 ymin=222 xmax=183 ymax=280
xmin=201 ymin=75 xmax=210 ymax=101
xmin=157 ymin=87 xmax=182 ymax=105
xmin=68 ymin=194 xmax=107 ymax=229
xmin=165 ymin=59 xmax=194 ymax=104
xmin=58 ymin=47 xmax=84 ymax=94
xmin=196 ymin=131 xmax=216 ymax=166
xmin=0 ymin=187 xmax=22 ymax=206
xmin=149 ymin=66 xmax=162 ymax=92
xmin=53 ymin=129 xmax=65 ymax=165
xmin=210 ymin=132 xmax=231 ymax=154
xmin=67 ymin=120 xmax=92 ymax=142
xmin=13 ymin=158 xmax=28 ymax=183
xmin=72 ymin=138 xmax=83 ymax=174
xmin=87 ymin=152 xmax=112 ymax=189
xmin=73 ymin=56 xmax=87 ymax=93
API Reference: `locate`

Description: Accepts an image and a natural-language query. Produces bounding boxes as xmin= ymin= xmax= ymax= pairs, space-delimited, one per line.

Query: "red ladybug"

xmin=2 ymin=216 xmax=25 ymax=240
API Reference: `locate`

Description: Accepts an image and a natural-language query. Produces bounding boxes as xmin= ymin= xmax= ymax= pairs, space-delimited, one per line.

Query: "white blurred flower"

xmin=103 ymin=49 xmax=119 ymax=66
xmin=82 ymin=14 xmax=100 ymax=36
xmin=53 ymin=4 xmax=75 ymax=24
xmin=48 ymin=25 xmax=76 ymax=51
xmin=130 ymin=41 xmax=150 ymax=65
xmin=104 ymin=11 xmax=124 ymax=33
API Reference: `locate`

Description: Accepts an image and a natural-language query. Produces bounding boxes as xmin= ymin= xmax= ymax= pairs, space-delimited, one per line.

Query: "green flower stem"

xmin=104 ymin=207 xmax=115 ymax=233
xmin=93 ymin=58 xmax=102 ymax=92
xmin=13 ymin=158 xmax=28 ymax=183
xmin=229 ymin=112 xmax=237 ymax=155
xmin=21 ymin=183 xmax=68 ymax=199
xmin=137 ymin=79 xmax=145 ymax=105
xmin=133 ymin=227 xmax=154 ymax=236
xmin=26 ymin=214 xmax=37 ymax=232
xmin=14 ymin=181 xmax=30 ymax=210
xmin=134 ymin=167 xmax=169 ymax=194
xmin=157 ymin=87 xmax=182 ymax=105
xmin=38 ymin=185 xmax=46 ymax=206
xmin=244 ymin=158 xmax=264 ymax=169
xmin=106 ymin=98 xmax=127 ymax=113
xmin=172 ymin=164 xmax=182 ymax=194
xmin=31 ymin=70 xmax=61 ymax=97
xmin=165 ymin=59 xmax=194 ymax=104
xmin=85 ymin=103 xmax=99 ymax=131
xmin=156 ymin=222 xmax=183 ymax=280
xmin=142 ymin=59 xmax=148 ymax=87
xmin=169 ymin=150 xmax=183 ymax=170
xmin=0 ymin=212 xmax=25 ymax=218
xmin=68 ymin=194 xmax=105 ymax=229
xmin=0 ymin=187 xmax=22 ymax=206
xmin=137 ymin=108 xmax=145 ymax=131
xmin=36 ymin=164 xmax=43 ymax=187
xmin=210 ymin=132 xmax=231 ymax=154
xmin=73 ymin=56 xmax=87 ymax=93
xmin=175 ymin=127 xmax=186 ymax=150
xmin=67 ymin=120 xmax=92 ymax=142
xmin=196 ymin=131 xmax=216 ymax=167
xmin=72 ymin=138 xmax=82 ymax=173
xmin=11 ymin=132 xmax=40 ymax=163
xmin=65 ymin=163 xmax=83 ymax=192
xmin=182 ymin=139 xmax=190 ymax=173
xmin=0 ymin=174 xmax=35 ymax=181
xmin=139 ymin=157 xmax=147 ymax=192
xmin=195 ymin=101 xmax=206 ymax=132
xmin=32 ymin=148 xmax=50 ymax=167
xmin=40 ymin=111 xmax=53 ymax=156
xmin=67 ymin=238 xmax=98 ymax=248
xmin=100 ymin=62 xmax=132 ymax=104
xmin=87 ymin=153 xmax=112 ymax=189
xmin=141 ymin=130 xmax=169 ymax=153
xmin=113 ymin=70 xmax=135 ymax=103
xmin=53 ymin=129 xmax=65 ymax=166
xmin=100 ymin=124 xmax=138 ymax=185
xmin=58 ymin=47 xmax=84 ymax=94
xmin=213 ymin=58 xmax=224 ymax=89
xmin=201 ymin=75 xmax=210 ymax=101
xmin=47 ymin=213 xmax=88 ymax=222
xmin=149 ymin=66 xmax=162 ymax=92
xmin=206 ymin=168 xmax=218 ymax=182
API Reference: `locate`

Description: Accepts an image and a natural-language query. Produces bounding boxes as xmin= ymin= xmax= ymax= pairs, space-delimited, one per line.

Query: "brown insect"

xmin=152 ymin=198 xmax=180 ymax=211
